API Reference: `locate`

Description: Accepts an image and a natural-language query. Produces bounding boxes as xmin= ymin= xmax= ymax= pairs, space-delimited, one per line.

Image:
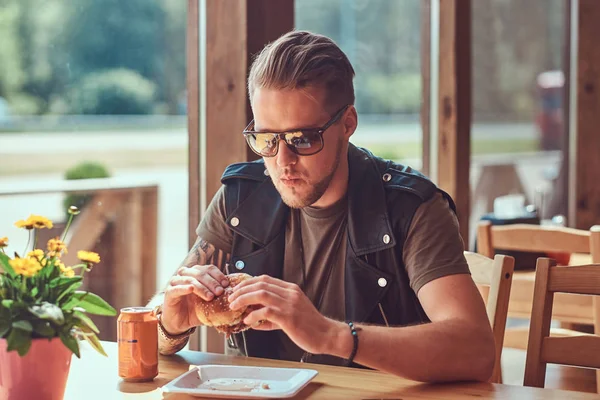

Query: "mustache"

xmin=274 ymin=169 xmax=305 ymax=180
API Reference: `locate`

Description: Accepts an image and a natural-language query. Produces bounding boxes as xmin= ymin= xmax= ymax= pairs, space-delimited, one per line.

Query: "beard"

xmin=270 ymin=137 xmax=343 ymax=209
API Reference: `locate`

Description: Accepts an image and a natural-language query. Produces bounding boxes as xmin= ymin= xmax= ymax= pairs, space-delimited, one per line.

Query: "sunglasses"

xmin=243 ymin=105 xmax=350 ymax=157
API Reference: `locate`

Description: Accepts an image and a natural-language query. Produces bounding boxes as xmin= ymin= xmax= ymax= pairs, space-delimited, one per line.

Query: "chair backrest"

xmin=464 ymin=251 xmax=515 ymax=383
xmin=477 ymin=221 xmax=598 ymax=259
xmin=524 ymin=258 xmax=600 ymax=388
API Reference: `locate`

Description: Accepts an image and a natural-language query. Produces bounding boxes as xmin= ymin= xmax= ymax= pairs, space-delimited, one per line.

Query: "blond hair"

xmin=248 ymin=30 xmax=355 ymax=112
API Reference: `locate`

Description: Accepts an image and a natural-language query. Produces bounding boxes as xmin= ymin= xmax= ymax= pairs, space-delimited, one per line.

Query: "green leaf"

xmin=56 ymin=281 xmax=83 ymax=303
xmin=50 ymin=276 xmax=82 ymax=289
xmin=61 ymin=296 xmax=79 ymax=311
xmin=59 ymin=331 xmax=80 ymax=358
xmin=0 ymin=319 xmax=10 ymax=338
xmin=31 ymin=320 xmax=56 ymax=338
xmin=2 ymin=300 xmax=13 ymax=309
xmin=73 ymin=292 xmax=116 ymax=316
xmin=6 ymin=328 xmax=32 ymax=356
xmin=29 ymin=302 xmax=65 ymax=325
xmin=12 ymin=320 xmax=33 ymax=332
xmin=82 ymin=332 xmax=107 ymax=357
xmin=73 ymin=310 xmax=99 ymax=334
xmin=0 ymin=252 xmax=15 ymax=277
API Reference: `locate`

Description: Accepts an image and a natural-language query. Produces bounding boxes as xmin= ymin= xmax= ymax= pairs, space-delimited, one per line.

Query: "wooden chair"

xmin=478 ymin=222 xmax=600 ymax=391
xmin=464 ymin=251 xmax=515 ymax=383
xmin=524 ymin=258 xmax=600 ymax=389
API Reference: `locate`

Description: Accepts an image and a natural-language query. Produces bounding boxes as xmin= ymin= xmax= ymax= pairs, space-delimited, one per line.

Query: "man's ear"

xmin=343 ymin=105 xmax=358 ymax=139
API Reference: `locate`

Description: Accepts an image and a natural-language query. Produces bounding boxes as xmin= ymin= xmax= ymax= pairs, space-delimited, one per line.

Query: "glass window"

xmin=295 ymin=0 xmax=425 ymax=171
xmin=469 ymin=0 xmax=567 ymax=248
xmin=0 ymin=0 xmax=188 ymax=339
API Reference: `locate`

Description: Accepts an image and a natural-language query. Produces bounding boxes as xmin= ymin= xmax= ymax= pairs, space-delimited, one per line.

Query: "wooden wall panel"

xmin=187 ymin=0 xmax=294 ymax=353
xmin=420 ymin=0 xmax=431 ymax=178
xmin=436 ymin=0 xmax=472 ymax=245
xmin=187 ymin=0 xmax=200 ymax=247
xmin=246 ymin=0 xmax=295 ymax=162
xmin=573 ymin=0 xmax=600 ymax=230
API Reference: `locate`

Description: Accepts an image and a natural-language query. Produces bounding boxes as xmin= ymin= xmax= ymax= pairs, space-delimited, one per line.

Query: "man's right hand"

xmin=160 ymin=264 xmax=230 ymax=335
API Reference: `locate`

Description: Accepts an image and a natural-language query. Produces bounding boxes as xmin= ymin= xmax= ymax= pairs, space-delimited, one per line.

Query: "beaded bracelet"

xmin=344 ymin=321 xmax=359 ymax=367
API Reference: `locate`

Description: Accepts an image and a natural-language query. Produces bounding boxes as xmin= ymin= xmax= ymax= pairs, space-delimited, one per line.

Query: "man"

xmin=150 ymin=30 xmax=495 ymax=383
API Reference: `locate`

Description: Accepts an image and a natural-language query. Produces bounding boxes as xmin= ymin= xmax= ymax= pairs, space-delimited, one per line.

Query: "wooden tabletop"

xmin=63 ymin=341 xmax=599 ymax=399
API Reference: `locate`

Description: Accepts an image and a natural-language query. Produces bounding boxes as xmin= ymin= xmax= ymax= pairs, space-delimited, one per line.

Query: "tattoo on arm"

xmin=180 ymin=237 xmax=231 ymax=272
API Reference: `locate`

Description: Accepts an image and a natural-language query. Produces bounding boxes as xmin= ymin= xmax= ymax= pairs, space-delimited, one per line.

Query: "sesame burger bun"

xmin=193 ymin=272 xmax=254 ymax=337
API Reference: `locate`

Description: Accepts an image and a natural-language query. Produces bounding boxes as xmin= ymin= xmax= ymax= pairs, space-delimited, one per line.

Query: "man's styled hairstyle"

xmin=248 ymin=30 xmax=355 ymax=113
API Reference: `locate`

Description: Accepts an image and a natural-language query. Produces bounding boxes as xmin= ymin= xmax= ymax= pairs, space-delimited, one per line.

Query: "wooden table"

xmin=63 ymin=341 xmax=599 ymax=399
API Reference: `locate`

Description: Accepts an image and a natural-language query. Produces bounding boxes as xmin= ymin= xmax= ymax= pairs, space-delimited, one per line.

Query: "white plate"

xmin=161 ymin=364 xmax=319 ymax=398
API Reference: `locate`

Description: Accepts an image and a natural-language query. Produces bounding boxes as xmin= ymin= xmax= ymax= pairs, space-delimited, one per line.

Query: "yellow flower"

xmin=77 ymin=251 xmax=100 ymax=264
xmin=9 ymin=257 xmax=42 ymax=277
xmin=0 ymin=237 xmax=7 ymax=248
xmin=15 ymin=219 xmax=34 ymax=230
xmin=56 ymin=261 xmax=75 ymax=277
xmin=14 ymin=215 xmax=53 ymax=230
xmin=27 ymin=249 xmax=44 ymax=261
xmin=27 ymin=249 xmax=47 ymax=267
xmin=47 ymin=237 xmax=67 ymax=255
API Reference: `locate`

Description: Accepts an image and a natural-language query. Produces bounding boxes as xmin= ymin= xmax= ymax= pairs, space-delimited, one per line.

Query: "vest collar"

xmin=226 ymin=144 xmax=396 ymax=255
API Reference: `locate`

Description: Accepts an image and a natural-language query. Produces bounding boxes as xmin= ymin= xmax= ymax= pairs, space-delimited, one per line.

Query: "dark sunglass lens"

xmin=249 ymin=133 xmax=278 ymax=156
xmin=285 ymin=131 xmax=322 ymax=155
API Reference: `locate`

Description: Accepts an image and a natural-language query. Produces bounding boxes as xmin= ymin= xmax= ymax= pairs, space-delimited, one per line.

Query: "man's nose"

xmin=276 ymin=140 xmax=297 ymax=168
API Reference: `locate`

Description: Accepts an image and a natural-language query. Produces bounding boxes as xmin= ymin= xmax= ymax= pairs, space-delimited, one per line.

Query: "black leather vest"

xmin=220 ymin=144 xmax=456 ymax=363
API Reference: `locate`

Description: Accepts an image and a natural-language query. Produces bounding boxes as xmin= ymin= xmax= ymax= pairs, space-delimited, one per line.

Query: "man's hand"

xmin=228 ymin=275 xmax=334 ymax=355
xmin=161 ymin=264 xmax=230 ymax=335
xmin=156 ymin=236 xmax=231 ymax=337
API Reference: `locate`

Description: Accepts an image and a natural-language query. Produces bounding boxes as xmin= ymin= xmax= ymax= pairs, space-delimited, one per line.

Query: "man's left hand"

xmin=228 ymin=275 xmax=337 ymax=355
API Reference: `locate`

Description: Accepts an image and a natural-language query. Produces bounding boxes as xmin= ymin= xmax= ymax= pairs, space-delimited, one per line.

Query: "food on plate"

xmin=193 ymin=272 xmax=255 ymax=337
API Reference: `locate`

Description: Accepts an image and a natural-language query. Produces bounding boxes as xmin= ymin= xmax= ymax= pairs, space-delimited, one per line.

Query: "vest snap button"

xmin=264 ymin=169 xmax=270 ymax=176
xmin=230 ymin=217 xmax=240 ymax=227
xmin=378 ymin=278 xmax=387 ymax=287
xmin=383 ymin=234 xmax=390 ymax=244
xmin=235 ymin=260 xmax=245 ymax=270
xmin=382 ymin=173 xmax=392 ymax=182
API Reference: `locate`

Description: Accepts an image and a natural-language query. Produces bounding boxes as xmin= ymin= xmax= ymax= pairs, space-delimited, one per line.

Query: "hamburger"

xmin=193 ymin=272 xmax=255 ymax=337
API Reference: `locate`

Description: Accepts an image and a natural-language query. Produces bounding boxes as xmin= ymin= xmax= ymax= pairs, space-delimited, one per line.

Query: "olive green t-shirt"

xmin=196 ymin=186 xmax=469 ymax=362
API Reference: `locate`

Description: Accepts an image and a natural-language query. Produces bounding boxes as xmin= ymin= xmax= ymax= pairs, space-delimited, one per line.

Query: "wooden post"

xmin=245 ymin=0 xmax=294 ymax=162
xmin=141 ymin=188 xmax=158 ymax=304
xmin=436 ymin=0 xmax=472 ymax=246
xmin=113 ymin=191 xmax=143 ymax=309
xmin=188 ymin=0 xmax=201 ymax=247
xmin=571 ymin=0 xmax=600 ymax=230
xmin=420 ymin=0 xmax=431 ymax=178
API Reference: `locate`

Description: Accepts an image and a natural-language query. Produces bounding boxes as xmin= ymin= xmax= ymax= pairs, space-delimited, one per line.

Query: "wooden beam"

xmin=420 ymin=0 xmax=431 ymax=177
xmin=187 ymin=0 xmax=200 ymax=248
xmin=436 ymin=0 xmax=471 ymax=245
xmin=245 ymin=0 xmax=294 ymax=162
xmin=203 ymin=0 xmax=249 ymax=209
xmin=572 ymin=0 xmax=600 ymax=230
xmin=186 ymin=0 xmax=201 ymax=352
xmin=141 ymin=188 xmax=158 ymax=304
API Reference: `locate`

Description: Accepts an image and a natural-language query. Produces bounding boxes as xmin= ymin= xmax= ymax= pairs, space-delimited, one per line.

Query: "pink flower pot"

xmin=0 ymin=337 xmax=73 ymax=400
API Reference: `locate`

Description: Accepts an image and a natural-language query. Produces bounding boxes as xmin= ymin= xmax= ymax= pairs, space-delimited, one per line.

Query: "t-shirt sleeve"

xmin=195 ymin=185 xmax=234 ymax=253
xmin=403 ymin=191 xmax=470 ymax=294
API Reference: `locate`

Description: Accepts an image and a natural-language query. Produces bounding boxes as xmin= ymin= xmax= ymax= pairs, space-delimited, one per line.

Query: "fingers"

xmin=243 ymin=307 xmax=281 ymax=329
xmin=168 ymin=275 xmax=215 ymax=301
xmin=177 ymin=264 xmax=228 ymax=297
xmin=229 ymin=280 xmax=288 ymax=302
xmin=229 ymin=284 xmax=287 ymax=310
xmin=233 ymin=274 xmax=295 ymax=292
xmin=163 ymin=284 xmax=195 ymax=301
